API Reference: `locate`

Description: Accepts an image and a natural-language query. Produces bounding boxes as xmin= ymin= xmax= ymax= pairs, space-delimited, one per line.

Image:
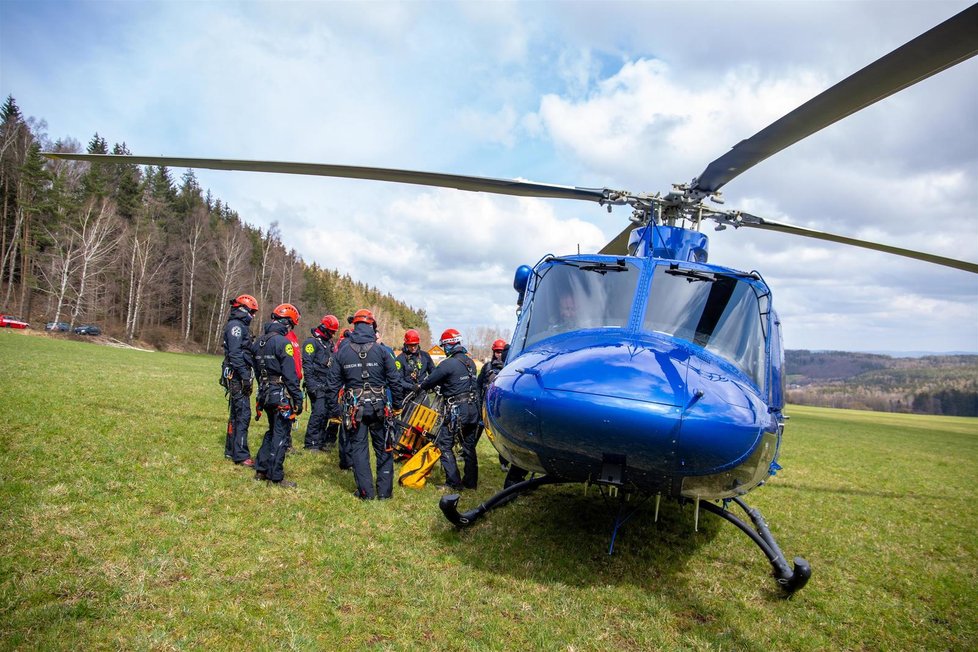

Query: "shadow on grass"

xmin=430 ymin=483 xmax=727 ymax=589
xmin=426 ymin=483 xmax=781 ymax=647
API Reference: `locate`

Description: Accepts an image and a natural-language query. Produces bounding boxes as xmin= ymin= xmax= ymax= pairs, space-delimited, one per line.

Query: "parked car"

xmin=45 ymin=321 xmax=70 ymax=332
xmin=0 ymin=314 xmax=30 ymax=329
xmin=73 ymin=324 xmax=102 ymax=336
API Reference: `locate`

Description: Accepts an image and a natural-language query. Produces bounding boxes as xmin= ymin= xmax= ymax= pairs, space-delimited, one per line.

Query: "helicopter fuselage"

xmin=484 ymin=249 xmax=786 ymax=502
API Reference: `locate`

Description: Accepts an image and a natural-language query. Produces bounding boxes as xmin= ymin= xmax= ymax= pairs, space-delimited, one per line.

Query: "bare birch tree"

xmin=125 ymin=219 xmax=166 ymax=341
xmin=69 ymin=198 xmax=120 ymax=328
xmin=183 ymin=206 xmax=208 ymax=340
xmin=257 ymin=221 xmax=280 ymax=309
xmin=208 ymin=224 xmax=250 ymax=352
xmin=36 ymin=223 xmax=79 ymax=322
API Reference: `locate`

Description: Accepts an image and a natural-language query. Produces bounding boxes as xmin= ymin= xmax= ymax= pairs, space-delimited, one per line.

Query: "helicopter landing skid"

xmin=439 ymin=475 xmax=566 ymax=527
xmin=698 ymin=496 xmax=811 ymax=594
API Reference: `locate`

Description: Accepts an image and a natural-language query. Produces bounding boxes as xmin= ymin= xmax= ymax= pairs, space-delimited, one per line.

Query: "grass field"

xmin=1 ymin=330 xmax=976 ymax=651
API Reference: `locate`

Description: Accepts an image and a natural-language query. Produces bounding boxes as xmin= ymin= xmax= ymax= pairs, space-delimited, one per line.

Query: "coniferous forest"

xmin=0 ymin=96 xmax=430 ymax=351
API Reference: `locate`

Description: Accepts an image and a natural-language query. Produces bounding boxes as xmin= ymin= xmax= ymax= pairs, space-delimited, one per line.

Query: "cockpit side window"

xmin=642 ymin=265 xmax=768 ymax=388
xmin=518 ymin=260 xmax=640 ymax=349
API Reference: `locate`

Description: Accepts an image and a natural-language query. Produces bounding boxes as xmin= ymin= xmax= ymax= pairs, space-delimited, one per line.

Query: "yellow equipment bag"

xmin=397 ymin=442 xmax=441 ymax=489
xmin=394 ymin=393 xmax=443 ymax=460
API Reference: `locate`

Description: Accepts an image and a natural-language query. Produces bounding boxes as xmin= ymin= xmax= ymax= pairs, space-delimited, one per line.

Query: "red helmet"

xmin=320 ymin=314 xmax=340 ymax=332
xmin=491 ymin=339 xmax=507 ymax=352
xmin=230 ymin=294 xmax=258 ymax=312
xmin=352 ymin=309 xmax=376 ymax=326
xmin=440 ymin=328 xmax=462 ymax=346
xmin=404 ymin=329 xmax=421 ymax=345
xmin=272 ymin=303 xmax=300 ymax=326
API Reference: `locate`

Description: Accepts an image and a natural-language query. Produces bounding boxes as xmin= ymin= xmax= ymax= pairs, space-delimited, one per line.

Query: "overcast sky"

xmin=2 ymin=0 xmax=976 ymax=353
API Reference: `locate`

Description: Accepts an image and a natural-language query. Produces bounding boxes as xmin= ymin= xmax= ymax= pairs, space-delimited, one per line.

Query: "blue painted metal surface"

xmin=630 ymin=224 xmax=710 ymax=262
xmin=486 ymin=232 xmax=786 ymax=500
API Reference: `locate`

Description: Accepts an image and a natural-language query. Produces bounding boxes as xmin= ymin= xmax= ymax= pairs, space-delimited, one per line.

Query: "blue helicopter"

xmin=45 ymin=4 xmax=978 ymax=593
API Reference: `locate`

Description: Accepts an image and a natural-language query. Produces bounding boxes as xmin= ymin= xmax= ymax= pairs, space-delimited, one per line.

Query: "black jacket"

xmin=254 ymin=321 xmax=303 ymax=402
xmin=477 ymin=358 xmax=504 ymax=400
xmin=301 ymin=330 xmax=334 ymax=391
xmin=477 ymin=345 xmax=509 ymax=400
xmin=394 ymin=349 xmax=435 ymax=394
xmin=324 ymin=323 xmax=403 ymax=414
xmin=222 ymin=308 xmax=255 ymax=381
xmin=420 ymin=349 xmax=478 ymax=399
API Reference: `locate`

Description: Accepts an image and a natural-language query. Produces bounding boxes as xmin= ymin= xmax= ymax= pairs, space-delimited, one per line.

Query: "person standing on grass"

xmin=324 ymin=309 xmax=403 ymax=500
xmin=254 ymin=304 xmax=304 ymax=488
xmin=222 ymin=294 xmax=259 ymax=467
xmin=302 ymin=314 xmax=339 ymax=452
xmin=477 ymin=338 xmax=512 ymax=471
xmin=419 ymin=329 xmax=481 ymax=492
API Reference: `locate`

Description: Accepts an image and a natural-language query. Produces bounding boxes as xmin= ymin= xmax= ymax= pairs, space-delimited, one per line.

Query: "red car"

xmin=0 ymin=314 xmax=29 ymax=329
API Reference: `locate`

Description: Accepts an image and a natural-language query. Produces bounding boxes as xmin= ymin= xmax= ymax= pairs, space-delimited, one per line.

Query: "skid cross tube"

xmin=697 ymin=497 xmax=811 ymax=593
xmin=439 ymin=475 xmax=566 ymax=527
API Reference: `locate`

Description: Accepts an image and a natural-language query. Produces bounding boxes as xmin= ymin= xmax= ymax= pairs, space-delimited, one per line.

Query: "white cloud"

xmin=2 ymin=0 xmax=974 ymax=352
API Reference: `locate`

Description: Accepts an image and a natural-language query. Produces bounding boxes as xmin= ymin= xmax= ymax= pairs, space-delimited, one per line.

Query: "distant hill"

xmin=785 ymin=350 xmax=978 ymax=416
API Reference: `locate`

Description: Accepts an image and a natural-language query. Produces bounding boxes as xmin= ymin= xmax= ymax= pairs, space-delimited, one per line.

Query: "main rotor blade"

xmin=42 ymin=153 xmax=612 ymax=203
xmin=694 ymin=4 xmax=978 ymax=193
xmin=739 ymin=214 xmax=978 ymax=274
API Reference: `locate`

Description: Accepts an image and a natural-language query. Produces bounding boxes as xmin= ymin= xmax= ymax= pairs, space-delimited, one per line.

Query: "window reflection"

xmin=643 ymin=266 xmax=768 ymax=388
xmin=522 ymin=261 xmax=640 ymax=348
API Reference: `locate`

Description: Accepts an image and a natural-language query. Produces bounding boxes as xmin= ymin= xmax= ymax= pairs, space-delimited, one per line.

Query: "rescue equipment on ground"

xmin=397 ymin=442 xmax=442 ymax=489
xmin=393 ymin=391 xmax=443 ymax=461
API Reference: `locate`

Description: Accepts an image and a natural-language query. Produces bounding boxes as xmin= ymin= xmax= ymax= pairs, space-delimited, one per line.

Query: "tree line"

xmin=0 ymin=96 xmax=429 ymax=352
xmin=785 ymin=350 xmax=978 ymax=417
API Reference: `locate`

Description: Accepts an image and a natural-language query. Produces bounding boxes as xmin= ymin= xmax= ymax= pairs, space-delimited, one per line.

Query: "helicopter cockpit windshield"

xmin=643 ymin=265 xmax=770 ymax=389
xmin=521 ymin=259 xmax=640 ymax=348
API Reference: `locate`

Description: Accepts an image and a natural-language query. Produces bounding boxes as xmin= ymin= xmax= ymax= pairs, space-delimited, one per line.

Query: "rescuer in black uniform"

xmin=476 ymin=339 xmax=508 ymax=403
xmin=420 ymin=328 xmax=481 ymax=491
xmin=324 ymin=309 xmax=403 ymax=500
xmin=477 ymin=338 xmax=510 ymax=470
xmin=254 ymin=303 xmax=304 ymax=487
xmin=394 ymin=329 xmax=435 ymax=402
xmin=301 ymin=314 xmax=339 ymax=452
xmin=222 ymin=294 xmax=259 ymax=467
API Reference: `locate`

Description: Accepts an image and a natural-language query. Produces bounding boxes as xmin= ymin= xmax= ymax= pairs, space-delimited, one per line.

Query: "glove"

xmin=291 ymin=392 xmax=304 ymax=415
xmin=242 ymin=379 xmax=253 ymax=396
xmin=413 ymin=383 xmax=422 ymax=393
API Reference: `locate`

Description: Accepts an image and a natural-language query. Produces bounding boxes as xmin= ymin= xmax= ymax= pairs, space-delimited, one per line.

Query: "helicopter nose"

xmin=489 ymin=336 xmax=690 ymax=477
xmin=489 ymin=333 xmax=775 ymax=482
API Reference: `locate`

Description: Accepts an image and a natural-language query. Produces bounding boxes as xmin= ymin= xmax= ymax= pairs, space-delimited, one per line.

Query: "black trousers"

xmin=349 ymin=413 xmax=393 ymax=499
xmin=324 ymin=418 xmax=339 ymax=446
xmin=304 ymin=391 xmax=328 ymax=449
xmin=435 ymin=402 xmax=481 ymax=489
xmin=225 ymin=380 xmax=251 ymax=462
xmin=256 ymin=388 xmax=292 ymax=482
xmin=336 ymin=421 xmax=351 ymax=469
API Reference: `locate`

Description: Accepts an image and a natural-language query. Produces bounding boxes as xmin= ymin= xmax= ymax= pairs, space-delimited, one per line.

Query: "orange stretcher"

xmin=394 ymin=391 xmax=443 ymax=461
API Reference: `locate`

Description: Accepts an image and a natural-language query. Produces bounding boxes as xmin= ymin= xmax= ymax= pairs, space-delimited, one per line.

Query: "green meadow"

xmin=1 ymin=330 xmax=976 ymax=650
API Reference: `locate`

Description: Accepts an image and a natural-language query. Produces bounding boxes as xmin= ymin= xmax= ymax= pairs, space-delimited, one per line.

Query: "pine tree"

xmin=111 ymin=142 xmax=141 ymax=222
xmin=81 ymin=132 xmax=110 ymax=198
